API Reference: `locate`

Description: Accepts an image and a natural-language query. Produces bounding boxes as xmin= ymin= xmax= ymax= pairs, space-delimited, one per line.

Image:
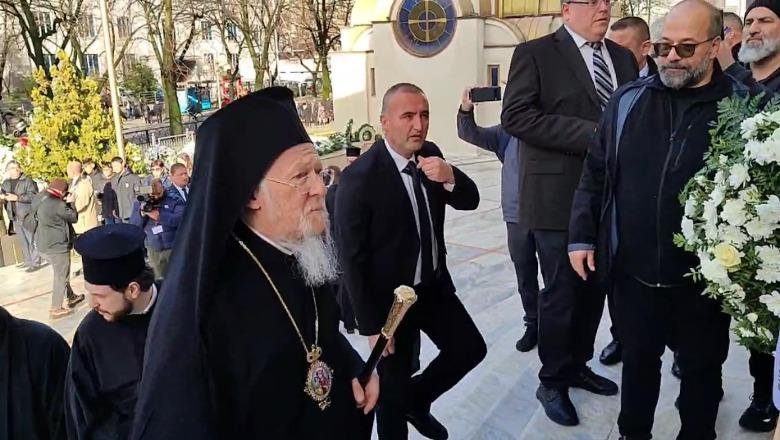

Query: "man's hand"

xmin=716 ymin=36 xmax=736 ymax=70
xmin=418 ymin=156 xmax=455 ymax=185
xmin=461 ymin=87 xmax=474 ymax=112
xmin=351 ymin=373 xmax=379 ymax=415
xmin=368 ymin=334 xmax=395 ymax=357
xmin=64 ymin=193 xmax=75 ymax=203
xmin=146 ymin=209 xmax=160 ymax=222
xmin=569 ymin=250 xmax=596 ymax=281
xmin=3 ymin=193 xmax=18 ymax=202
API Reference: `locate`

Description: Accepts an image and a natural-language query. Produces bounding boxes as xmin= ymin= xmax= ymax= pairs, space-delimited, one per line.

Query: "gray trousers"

xmin=43 ymin=252 xmax=75 ymax=309
xmin=147 ymin=248 xmax=172 ymax=280
xmin=17 ymin=224 xmax=40 ymax=267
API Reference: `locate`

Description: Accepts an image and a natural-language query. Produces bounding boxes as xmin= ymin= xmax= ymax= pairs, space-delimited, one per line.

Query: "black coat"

xmin=501 ymin=26 xmax=638 ymax=230
xmin=0 ymin=306 xmax=70 ymax=440
xmin=568 ymin=67 xmax=753 ymax=285
xmin=1 ymin=174 xmax=39 ymax=221
xmin=334 ymin=140 xmax=480 ymax=335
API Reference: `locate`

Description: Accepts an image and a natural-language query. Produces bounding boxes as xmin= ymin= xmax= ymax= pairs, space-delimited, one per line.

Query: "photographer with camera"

xmin=130 ymin=179 xmax=168 ymax=280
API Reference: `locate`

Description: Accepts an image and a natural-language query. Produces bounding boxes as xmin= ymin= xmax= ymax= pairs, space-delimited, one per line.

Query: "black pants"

xmin=506 ymin=222 xmax=541 ymax=328
xmin=334 ymin=279 xmax=357 ymax=330
xmin=615 ymin=271 xmax=730 ymax=440
xmin=607 ymin=286 xmax=620 ymax=342
xmin=376 ymin=285 xmax=486 ymax=439
xmin=534 ymin=230 xmax=605 ymax=388
xmin=749 ymin=349 xmax=774 ymax=404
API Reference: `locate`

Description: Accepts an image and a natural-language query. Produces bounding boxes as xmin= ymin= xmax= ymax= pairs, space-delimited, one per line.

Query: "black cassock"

xmin=65 ymin=300 xmax=154 ymax=439
xmin=0 ymin=306 xmax=69 ymax=440
xmin=202 ymin=222 xmax=373 ymax=438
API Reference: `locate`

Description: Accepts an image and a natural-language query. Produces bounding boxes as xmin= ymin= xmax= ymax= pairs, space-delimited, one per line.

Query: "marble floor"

xmin=0 ymin=157 xmax=772 ymax=440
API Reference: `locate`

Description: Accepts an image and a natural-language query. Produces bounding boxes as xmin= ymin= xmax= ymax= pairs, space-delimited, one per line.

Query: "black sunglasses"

xmin=652 ymin=36 xmax=717 ymax=58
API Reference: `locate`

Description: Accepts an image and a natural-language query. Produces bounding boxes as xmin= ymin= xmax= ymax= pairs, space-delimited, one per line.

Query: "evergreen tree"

xmin=18 ymin=51 xmax=117 ymax=181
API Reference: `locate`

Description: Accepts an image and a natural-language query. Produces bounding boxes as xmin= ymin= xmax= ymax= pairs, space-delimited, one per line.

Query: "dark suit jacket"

xmin=501 ymin=25 xmax=638 ymax=230
xmin=334 ymin=140 xmax=479 ymax=335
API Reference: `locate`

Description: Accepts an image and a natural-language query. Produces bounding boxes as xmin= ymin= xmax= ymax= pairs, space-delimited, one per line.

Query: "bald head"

xmin=666 ymin=0 xmax=723 ymax=40
xmin=67 ymin=160 xmax=83 ymax=179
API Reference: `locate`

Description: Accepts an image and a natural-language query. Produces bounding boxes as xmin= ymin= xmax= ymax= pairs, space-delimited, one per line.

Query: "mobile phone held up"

xmin=469 ymin=86 xmax=502 ymax=103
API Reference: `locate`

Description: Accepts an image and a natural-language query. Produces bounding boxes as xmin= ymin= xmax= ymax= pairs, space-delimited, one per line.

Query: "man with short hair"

xmin=83 ymin=158 xmax=97 ymax=178
xmin=0 ymin=161 xmax=41 ymax=271
xmin=724 ymin=11 xmax=744 ymax=60
xmin=67 ymin=160 xmax=99 ymax=235
xmin=132 ymin=87 xmax=377 ymax=439
xmin=501 ymin=0 xmax=638 ymax=426
xmin=569 ymin=1 xmax=758 ymax=437
xmin=337 ymin=83 xmax=486 ymax=439
xmin=110 ymin=157 xmax=141 ymax=223
xmin=143 ymin=160 xmax=170 ymax=188
xmin=130 ymin=179 xmax=168 ymax=280
xmin=610 ymin=16 xmax=656 ymax=77
xmin=159 ymin=163 xmax=189 ymax=265
xmin=95 ymin=162 xmax=120 ymax=225
xmin=0 ymin=305 xmax=70 ymax=440
xmin=66 ymin=223 xmax=158 ymax=439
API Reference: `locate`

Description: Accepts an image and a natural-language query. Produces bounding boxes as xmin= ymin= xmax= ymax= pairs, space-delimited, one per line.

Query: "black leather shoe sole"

xmin=536 ymin=386 xmax=579 ymax=426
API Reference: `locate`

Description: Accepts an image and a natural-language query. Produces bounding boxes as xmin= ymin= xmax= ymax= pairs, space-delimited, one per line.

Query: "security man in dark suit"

xmin=336 ymin=83 xmax=486 ymax=440
xmin=609 ymin=16 xmax=658 ymax=79
xmin=501 ymin=0 xmax=638 ymax=426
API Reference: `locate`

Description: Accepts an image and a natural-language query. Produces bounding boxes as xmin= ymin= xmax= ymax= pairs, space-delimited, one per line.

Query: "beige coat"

xmin=72 ymin=176 xmax=99 ymax=234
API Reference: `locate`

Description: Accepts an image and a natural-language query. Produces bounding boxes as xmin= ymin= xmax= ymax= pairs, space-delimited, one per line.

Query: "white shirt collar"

xmin=131 ymin=284 xmax=158 ymax=315
xmin=243 ymin=221 xmax=294 ymax=256
xmin=385 ymin=140 xmax=415 ymax=173
xmin=564 ymin=24 xmax=604 ymax=48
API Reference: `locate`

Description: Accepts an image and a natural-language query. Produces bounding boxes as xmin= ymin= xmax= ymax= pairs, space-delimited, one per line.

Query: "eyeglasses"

xmin=565 ymin=0 xmax=611 ymax=7
xmin=652 ymin=36 xmax=717 ymax=58
xmin=266 ymin=170 xmax=327 ymax=194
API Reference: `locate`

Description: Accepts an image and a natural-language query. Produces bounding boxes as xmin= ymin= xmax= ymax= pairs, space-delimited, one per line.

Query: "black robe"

xmin=65 ymin=300 xmax=155 ymax=439
xmin=202 ymin=223 xmax=373 ymax=438
xmin=0 ymin=306 xmax=69 ymax=440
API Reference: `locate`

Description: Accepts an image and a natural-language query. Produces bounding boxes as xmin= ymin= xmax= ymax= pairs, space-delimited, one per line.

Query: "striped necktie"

xmin=588 ymin=42 xmax=614 ymax=108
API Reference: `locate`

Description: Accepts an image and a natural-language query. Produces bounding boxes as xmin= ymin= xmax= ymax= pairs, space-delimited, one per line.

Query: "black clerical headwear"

xmin=74 ymin=223 xmax=145 ymax=287
xmin=131 ymin=87 xmax=312 ymax=439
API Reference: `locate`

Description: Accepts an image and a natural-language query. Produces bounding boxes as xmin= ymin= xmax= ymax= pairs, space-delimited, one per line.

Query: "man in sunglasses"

xmin=569 ymin=0 xmax=763 ymax=438
xmin=502 ymin=0 xmax=638 ymax=427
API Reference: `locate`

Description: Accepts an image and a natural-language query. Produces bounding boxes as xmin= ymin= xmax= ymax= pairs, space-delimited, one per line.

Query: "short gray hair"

xmin=667 ymin=0 xmax=723 ymax=40
xmin=380 ymin=83 xmax=426 ymax=116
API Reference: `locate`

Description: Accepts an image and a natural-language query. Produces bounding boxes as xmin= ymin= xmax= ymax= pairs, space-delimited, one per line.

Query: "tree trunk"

xmin=320 ymin=54 xmax=331 ymax=100
xmin=162 ymin=0 xmax=182 ymax=134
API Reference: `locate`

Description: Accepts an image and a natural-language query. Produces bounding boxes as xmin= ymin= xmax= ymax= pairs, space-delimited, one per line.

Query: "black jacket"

xmin=501 ymin=26 xmax=638 ymax=230
xmin=35 ymin=193 xmax=77 ymax=254
xmin=334 ymin=140 xmax=480 ymax=335
xmin=1 ymin=174 xmax=39 ymax=221
xmin=569 ymin=66 xmax=753 ymax=285
xmin=725 ymin=62 xmax=780 ymax=93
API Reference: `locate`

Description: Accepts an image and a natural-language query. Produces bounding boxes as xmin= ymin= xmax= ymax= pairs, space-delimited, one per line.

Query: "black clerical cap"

xmin=74 ymin=224 xmax=146 ymax=287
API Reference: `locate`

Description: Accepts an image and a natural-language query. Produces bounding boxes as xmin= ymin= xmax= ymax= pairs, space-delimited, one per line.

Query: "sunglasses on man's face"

xmin=652 ymin=36 xmax=717 ymax=58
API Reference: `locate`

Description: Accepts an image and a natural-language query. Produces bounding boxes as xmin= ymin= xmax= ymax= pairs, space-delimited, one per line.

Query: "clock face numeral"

xmin=395 ymin=0 xmax=457 ymax=57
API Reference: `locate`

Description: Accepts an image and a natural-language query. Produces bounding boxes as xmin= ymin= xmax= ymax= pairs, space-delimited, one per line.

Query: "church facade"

xmin=331 ymin=0 xmax=744 ymax=156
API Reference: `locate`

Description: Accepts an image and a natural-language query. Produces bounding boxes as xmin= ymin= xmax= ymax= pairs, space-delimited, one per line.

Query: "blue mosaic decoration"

xmin=394 ymin=0 xmax=457 ymax=57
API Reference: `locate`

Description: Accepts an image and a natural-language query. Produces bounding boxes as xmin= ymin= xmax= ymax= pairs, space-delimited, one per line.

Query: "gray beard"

xmin=280 ymin=220 xmax=340 ymax=287
xmin=659 ymin=59 xmax=710 ymax=89
xmin=739 ymin=38 xmax=780 ymax=63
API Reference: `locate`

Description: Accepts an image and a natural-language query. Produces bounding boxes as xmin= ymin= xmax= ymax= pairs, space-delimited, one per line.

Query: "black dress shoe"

xmin=405 ymin=411 xmax=448 ymax=440
xmin=671 ymin=352 xmax=682 ymax=380
xmin=739 ymin=397 xmax=779 ymax=432
xmin=571 ymin=367 xmax=619 ymax=396
xmin=515 ymin=327 xmax=538 ymax=352
xmin=536 ymin=385 xmax=579 ymax=426
xmin=599 ymin=340 xmax=622 ymax=365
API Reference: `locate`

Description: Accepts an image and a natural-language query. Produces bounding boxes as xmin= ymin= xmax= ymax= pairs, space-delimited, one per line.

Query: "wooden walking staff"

xmin=358 ymin=285 xmax=418 ymax=386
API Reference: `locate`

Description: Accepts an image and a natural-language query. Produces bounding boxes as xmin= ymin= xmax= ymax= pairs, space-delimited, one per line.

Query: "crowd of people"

xmin=1 ymin=0 xmax=780 ymax=438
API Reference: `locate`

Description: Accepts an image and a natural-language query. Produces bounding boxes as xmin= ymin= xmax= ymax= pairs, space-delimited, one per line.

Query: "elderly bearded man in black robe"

xmin=130 ymin=87 xmax=378 ymax=439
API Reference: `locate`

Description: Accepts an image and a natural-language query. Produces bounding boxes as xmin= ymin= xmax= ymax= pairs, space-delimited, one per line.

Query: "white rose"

xmin=760 ymin=291 xmax=780 ymax=317
xmin=728 ymin=163 xmax=750 ymax=188
xmin=718 ymin=224 xmax=749 ymax=245
xmin=744 ymin=218 xmax=776 ymax=239
xmin=700 ymin=253 xmax=731 ymax=286
xmin=720 ymin=199 xmax=747 ymax=226
xmin=681 ymin=217 xmax=696 ymax=242
xmin=757 ymin=195 xmax=780 ymax=224
xmin=684 ymin=197 xmax=698 ymax=217
xmin=747 ymin=312 xmax=759 ymax=323
xmin=713 ymin=242 xmax=743 ymax=270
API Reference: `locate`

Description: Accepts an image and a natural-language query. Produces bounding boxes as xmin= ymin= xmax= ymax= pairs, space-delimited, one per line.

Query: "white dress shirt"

xmin=173 ymin=184 xmax=188 ymax=202
xmin=385 ymin=141 xmax=441 ymax=286
xmin=639 ymin=62 xmax=650 ymax=78
xmin=564 ymin=25 xmax=617 ymax=92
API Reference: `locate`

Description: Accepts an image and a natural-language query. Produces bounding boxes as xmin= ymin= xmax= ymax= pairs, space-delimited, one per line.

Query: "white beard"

xmin=739 ymin=38 xmax=780 ymax=63
xmin=280 ymin=216 xmax=340 ymax=287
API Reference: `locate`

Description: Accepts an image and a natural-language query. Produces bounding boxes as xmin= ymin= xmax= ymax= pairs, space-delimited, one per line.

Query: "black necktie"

xmin=403 ymin=161 xmax=434 ymax=285
xmin=183 ymin=187 xmax=188 ymax=200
